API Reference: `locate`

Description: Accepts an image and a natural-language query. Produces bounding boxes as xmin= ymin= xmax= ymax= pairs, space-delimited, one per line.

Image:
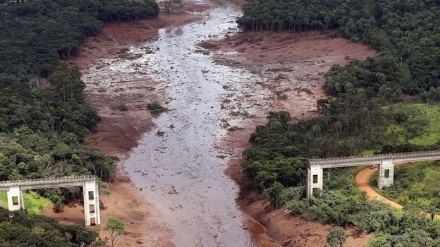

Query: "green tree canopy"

xmin=104 ymin=218 xmax=125 ymax=247
xmin=49 ymin=62 xmax=85 ymax=103
xmin=327 ymin=226 xmax=349 ymax=247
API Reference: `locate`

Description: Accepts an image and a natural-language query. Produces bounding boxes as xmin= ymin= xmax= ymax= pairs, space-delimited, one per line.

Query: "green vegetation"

xmin=378 ymin=103 xmax=440 ymax=148
xmin=0 ymin=190 xmax=53 ymax=215
xmin=237 ymin=0 xmax=375 ymax=43
xmin=0 ymin=192 xmax=7 ymax=209
xmin=239 ymin=0 xmax=440 ymax=245
xmin=0 ymin=0 xmax=160 ymax=195
xmin=390 ymin=104 xmax=440 ymax=146
xmin=104 ymin=218 xmax=125 ymax=247
xmin=327 ymin=226 xmax=348 ymax=247
xmin=163 ymin=0 xmax=183 ymax=15
xmin=239 ymin=0 xmax=440 ymax=97
xmin=147 ymin=101 xmax=164 ymax=113
xmin=0 ymin=0 xmax=159 ymax=78
xmin=0 ymin=207 xmax=98 ymax=246
xmin=377 ymin=161 xmax=440 ymax=211
xmin=23 ymin=191 xmax=52 ymax=215
xmin=116 ymin=104 xmax=128 ymax=111
xmin=0 ymin=0 xmax=160 ymax=244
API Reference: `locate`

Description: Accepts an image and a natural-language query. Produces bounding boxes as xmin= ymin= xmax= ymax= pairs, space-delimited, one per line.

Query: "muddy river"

xmin=83 ymin=1 xmax=275 ymax=246
xmin=78 ymin=0 xmax=379 ymax=244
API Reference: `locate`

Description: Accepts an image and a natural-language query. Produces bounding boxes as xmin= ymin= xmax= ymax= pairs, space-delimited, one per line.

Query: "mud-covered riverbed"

xmin=122 ymin=4 xmax=272 ymax=247
xmin=85 ymin=1 xmax=263 ymax=246
xmin=75 ymin=0 xmax=377 ymax=246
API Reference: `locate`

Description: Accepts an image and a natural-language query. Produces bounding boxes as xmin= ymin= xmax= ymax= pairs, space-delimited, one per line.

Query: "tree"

xmin=266 ymin=111 xmax=291 ymax=127
xmin=428 ymin=207 xmax=438 ymax=221
xmin=104 ymin=218 xmax=125 ymax=247
xmin=367 ymin=234 xmax=391 ymax=247
xmin=48 ymin=62 xmax=85 ymax=103
xmin=326 ymin=226 xmax=348 ymax=247
xmin=263 ymin=182 xmax=285 ymax=208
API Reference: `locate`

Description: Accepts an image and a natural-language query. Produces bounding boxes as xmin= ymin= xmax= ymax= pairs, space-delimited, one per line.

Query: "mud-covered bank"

xmin=211 ymin=31 xmax=377 ymax=246
xmin=44 ymin=0 xmax=378 ymax=246
xmin=43 ymin=2 xmax=211 ymax=246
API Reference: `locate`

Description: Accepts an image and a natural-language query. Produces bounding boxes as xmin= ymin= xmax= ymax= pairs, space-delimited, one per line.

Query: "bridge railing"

xmin=309 ymin=150 xmax=440 ymax=165
xmin=0 ymin=175 xmax=96 ymax=188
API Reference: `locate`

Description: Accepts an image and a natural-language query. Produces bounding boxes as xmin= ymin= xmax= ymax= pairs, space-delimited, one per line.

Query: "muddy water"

xmin=107 ymin=2 xmax=272 ymax=247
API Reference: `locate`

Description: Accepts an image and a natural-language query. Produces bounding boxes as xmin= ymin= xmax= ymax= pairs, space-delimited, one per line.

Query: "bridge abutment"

xmin=378 ymin=159 xmax=394 ymax=189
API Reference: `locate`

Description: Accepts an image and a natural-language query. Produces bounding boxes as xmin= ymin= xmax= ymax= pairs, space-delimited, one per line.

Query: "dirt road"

xmin=355 ymin=167 xmax=403 ymax=209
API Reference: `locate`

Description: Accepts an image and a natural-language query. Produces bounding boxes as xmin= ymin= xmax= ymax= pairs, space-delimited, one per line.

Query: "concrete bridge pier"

xmin=307 ymin=165 xmax=323 ymax=198
xmin=7 ymin=186 xmax=24 ymax=211
xmin=83 ymin=180 xmax=100 ymax=226
xmin=378 ymin=159 xmax=394 ymax=189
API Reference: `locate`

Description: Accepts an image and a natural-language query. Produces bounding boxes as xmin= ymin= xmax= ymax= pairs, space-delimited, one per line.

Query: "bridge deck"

xmin=309 ymin=151 xmax=440 ymax=168
xmin=0 ymin=175 xmax=96 ymax=191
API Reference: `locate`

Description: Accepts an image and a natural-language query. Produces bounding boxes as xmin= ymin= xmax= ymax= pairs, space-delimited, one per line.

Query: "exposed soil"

xmin=42 ymin=1 xmax=379 ymax=246
xmin=42 ymin=2 xmax=210 ymax=246
xmin=356 ymin=166 xmax=405 ymax=209
xmin=211 ymin=31 xmax=377 ymax=246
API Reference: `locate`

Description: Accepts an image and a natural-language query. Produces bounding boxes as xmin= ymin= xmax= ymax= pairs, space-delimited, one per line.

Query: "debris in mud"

xmin=141 ymin=46 xmax=154 ymax=54
xmin=168 ymin=186 xmax=178 ymax=194
xmin=117 ymin=52 xmax=143 ymax=60
xmin=198 ymin=41 xmax=219 ymax=50
xmin=294 ymin=88 xmax=314 ymax=95
xmin=114 ymin=103 xmax=128 ymax=111
xmin=274 ymin=91 xmax=288 ymax=100
xmin=95 ymin=62 xmax=110 ymax=69
xmin=228 ymin=126 xmax=242 ymax=132
xmin=194 ymin=49 xmax=210 ymax=55
xmin=156 ymin=130 xmax=165 ymax=136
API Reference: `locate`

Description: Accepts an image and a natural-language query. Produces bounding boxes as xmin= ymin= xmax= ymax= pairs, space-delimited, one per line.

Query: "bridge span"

xmin=0 ymin=175 xmax=100 ymax=226
xmin=307 ymin=150 xmax=440 ymax=197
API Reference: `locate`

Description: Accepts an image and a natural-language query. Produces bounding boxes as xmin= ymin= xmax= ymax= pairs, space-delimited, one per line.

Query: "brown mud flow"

xmin=83 ymin=1 xmax=260 ymax=246
xmin=120 ymin=3 xmax=263 ymax=246
xmin=76 ymin=0 xmax=378 ymax=245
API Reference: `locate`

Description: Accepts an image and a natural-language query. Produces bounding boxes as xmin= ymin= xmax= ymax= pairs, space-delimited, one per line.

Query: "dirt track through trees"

xmin=356 ymin=167 xmax=403 ymax=209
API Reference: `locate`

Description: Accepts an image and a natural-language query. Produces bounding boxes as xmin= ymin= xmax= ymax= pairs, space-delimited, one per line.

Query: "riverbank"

xmin=42 ymin=2 xmax=210 ymax=246
xmin=210 ymin=30 xmax=377 ymax=246
xmin=43 ymin=0 xmax=377 ymax=246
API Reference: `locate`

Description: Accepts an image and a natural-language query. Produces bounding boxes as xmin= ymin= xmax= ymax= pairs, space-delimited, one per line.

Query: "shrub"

xmin=53 ymin=199 xmax=64 ymax=213
xmin=147 ymin=101 xmax=163 ymax=113
xmin=115 ymin=104 xmax=128 ymax=111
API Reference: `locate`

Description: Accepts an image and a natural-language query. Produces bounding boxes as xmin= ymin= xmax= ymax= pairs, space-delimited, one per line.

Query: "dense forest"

xmin=238 ymin=0 xmax=440 ymax=245
xmin=0 ymin=0 xmax=159 ymax=78
xmin=0 ymin=208 xmax=98 ymax=246
xmin=238 ymin=0 xmax=440 ymax=96
xmin=0 ymin=0 xmax=159 ymax=245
